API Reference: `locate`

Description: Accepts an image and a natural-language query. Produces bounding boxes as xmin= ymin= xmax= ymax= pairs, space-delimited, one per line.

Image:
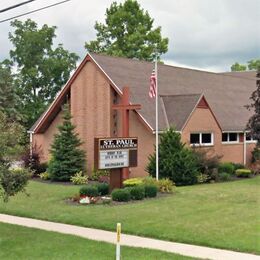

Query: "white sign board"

xmin=99 ymin=150 xmax=129 ymax=169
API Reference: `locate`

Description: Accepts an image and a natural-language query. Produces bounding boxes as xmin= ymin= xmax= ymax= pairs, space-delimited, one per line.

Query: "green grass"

xmin=0 ymin=222 xmax=195 ymax=260
xmin=0 ymin=177 xmax=259 ymax=254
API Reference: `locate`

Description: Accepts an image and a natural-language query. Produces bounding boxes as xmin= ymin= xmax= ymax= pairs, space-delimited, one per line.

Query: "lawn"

xmin=0 ymin=177 xmax=259 ymax=254
xmin=0 ymin=222 xmax=195 ymax=260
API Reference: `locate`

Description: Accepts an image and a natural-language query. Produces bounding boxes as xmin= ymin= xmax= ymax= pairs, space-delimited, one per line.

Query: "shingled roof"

xmin=30 ymin=53 xmax=257 ymax=133
xmin=91 ymin=53 xmax=256 ymax=131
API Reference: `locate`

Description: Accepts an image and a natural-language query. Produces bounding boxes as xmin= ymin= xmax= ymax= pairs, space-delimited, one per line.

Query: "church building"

xmin=29 ymin=53 xmax=257 ymax=177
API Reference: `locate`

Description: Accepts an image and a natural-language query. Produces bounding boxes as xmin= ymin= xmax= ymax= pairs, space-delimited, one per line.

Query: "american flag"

xmin=149 ymin=70 xmax=156 ymax=98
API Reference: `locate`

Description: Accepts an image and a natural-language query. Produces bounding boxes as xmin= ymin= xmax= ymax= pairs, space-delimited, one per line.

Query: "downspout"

xmin=27 ymin=131 xmax=34 ymax=158
xmin=243 ymin=131 xmax=246 ymax=165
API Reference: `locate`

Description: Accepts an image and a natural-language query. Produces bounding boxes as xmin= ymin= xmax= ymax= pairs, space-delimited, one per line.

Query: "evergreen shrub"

xmin=235 ymin=169 xmax=251 ymax=177
xmin=111 ymin=188 xmax=131 ymax=202
xmin=144 ymin=184 xmax=158 ymax=198
xmin=128 ymin=185 xmax=145 ymax=200
xmin=218 ymin=162 xmax=235 ymax=175
xmin=48 ymin=105 xmax=86 ymax=181
xmin=96 ymin=183 xmax=109 ymax=195
xmin=79 ymin=185 xmax=99 ymax=197
xmin=146 ymin=127 xmax=199 ymax=186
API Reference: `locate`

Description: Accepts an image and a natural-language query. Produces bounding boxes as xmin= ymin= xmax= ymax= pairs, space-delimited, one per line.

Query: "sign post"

xmin=94 ymin=137 xmax=138 ymax=190
xmin=116 ymin=223 xmax=121 ymax=260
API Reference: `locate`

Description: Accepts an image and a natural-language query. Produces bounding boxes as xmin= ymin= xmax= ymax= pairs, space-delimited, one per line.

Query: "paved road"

xmin=0 ymin=214 xmax=259 ymax=260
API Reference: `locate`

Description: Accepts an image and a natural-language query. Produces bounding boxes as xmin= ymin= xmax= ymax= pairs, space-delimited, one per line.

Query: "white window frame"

xmin=245 ymin=134 xmax=257 ymax=143
xmin=222 ymin=132 xmax=239 ymax=144
xmin=190 ymin=132 xmax=214 ymax=146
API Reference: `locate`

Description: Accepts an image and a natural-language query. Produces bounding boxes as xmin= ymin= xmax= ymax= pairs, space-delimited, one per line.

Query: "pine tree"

xmin=146 ymin=127 xmax=199 ymax=186
xmin=48 ymin=105 xmax=86 ymax=181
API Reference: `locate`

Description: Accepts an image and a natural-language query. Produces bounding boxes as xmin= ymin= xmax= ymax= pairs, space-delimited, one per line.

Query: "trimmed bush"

xmin=218 ymin=162 xmax=235 ymax=175
xmin=79 ymin=185 xmax=99 ymax=197
xmin=158 ymin=178 xmax=175 ymax=193
xmin=111 ymin=188 xmax=131 ymax=202
xmin=123 ymin=178 xmax=143 ymax=187
xmin=70 ymin=171 xmax=88 ymax=185
xmin=96 ymin=183 xmax=109 ymax=196
xmin=219 ymin=172 xmax=232 ymax=181
xmin=235 ymin=169 xmax=251 ymax=178
xmin=128 ymin=185 xmax=145 ymax=200
xmin=144 ymin=184 xmax=158 ymax=198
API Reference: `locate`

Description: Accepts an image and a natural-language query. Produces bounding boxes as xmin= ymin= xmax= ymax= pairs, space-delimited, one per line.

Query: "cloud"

xmin=0 ymin=0 xmax=259 ymax=72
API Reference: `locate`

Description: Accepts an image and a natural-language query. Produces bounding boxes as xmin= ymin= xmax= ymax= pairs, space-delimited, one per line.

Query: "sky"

xmin=0 ymin=0 xmax=259 ymax=72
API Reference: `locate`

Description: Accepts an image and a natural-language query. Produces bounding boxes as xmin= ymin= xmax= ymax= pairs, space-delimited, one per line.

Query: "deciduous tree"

xmin=8 ymin=19 xmax=79 ymax=128
xmin=231 ymin=59 xmax=260 ymax=71
xmin=85 ymin=0 xmax=168 ymax=61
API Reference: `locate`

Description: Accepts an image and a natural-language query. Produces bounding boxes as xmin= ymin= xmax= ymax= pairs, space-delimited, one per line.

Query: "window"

xmin=246 ymin=133 xmax=257 ymax=143
xmin=222 ymin=133 xmax=238 ymax=143
xmin=190 ymin=133 xmax=213 ymax=146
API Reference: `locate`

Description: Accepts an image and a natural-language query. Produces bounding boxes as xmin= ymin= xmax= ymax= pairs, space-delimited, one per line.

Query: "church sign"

xmin=94 ymin=137 xmax=138 ymax=169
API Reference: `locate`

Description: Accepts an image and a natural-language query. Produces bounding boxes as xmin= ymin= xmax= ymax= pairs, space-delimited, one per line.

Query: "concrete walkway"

xmin=0 ymin=214 xmax=259 ymax=260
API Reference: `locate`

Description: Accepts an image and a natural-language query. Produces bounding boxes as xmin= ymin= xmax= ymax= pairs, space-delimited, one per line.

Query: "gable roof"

xmin=30 ymin=52 xmax=257 ymax=133
xmin=161 ymin=94 xmax=201 ymax=130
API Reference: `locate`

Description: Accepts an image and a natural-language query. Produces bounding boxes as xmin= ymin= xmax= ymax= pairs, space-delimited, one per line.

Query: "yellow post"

xmin=116 ymin=223 xmax=121 ymax=260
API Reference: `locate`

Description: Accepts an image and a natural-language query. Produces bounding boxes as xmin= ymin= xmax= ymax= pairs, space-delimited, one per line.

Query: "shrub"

xmin=146 ymin=127 xmax=199 ymax=186
xmin=21 ymin=146 xmax=48 ymax=175
xmin=0 ymin=166 xmax=31 ymax=202
xmin=197 ymin=173 xmax=210 ymax=183
xmin=219 ymin=172 xmax=232 ymax=181
xmin=79 ymin=185 xmax=99 ymax=197
xmin=193 ymin=148 xmax=221 ymax=181
xmin=39 ymin=172 xmax=50 ymax=180
xmin=144 ymin=184 xmax=158 ymax=198
xmin=123 ymin=178 xmax=143 ymax=187
xmin=142 ymin=176 xmax=158 ymax=186
xmin=96 ymin=183 xmax=109 ymax=196
xmin=218 ymin=162 xmax=235 ymax=175
xmin=158 ymin=178 xmax=175 ymax=193
xmin=70 ymin=171 xmax=88 ymax=185
xmin=252 ymin=147 xmax=260 ymax=163
xmin=91 ymin=168 xmax=109 ymax=181
xmin=235 ymin=169 xmax=252 ymax=177
xmin=128 ymin=185 xmax=145 ymax=200
xmin=111 ymin=188 xmax=131 ymax=202
xmin=232 ymin=163 xmax=245 ymax=171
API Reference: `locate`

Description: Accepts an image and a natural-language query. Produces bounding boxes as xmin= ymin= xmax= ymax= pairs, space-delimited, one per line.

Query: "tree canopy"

xmin=85 ymin=0 xmax=168 ymax=61
xmin=231 ymin=59 xmax=260 ymax=71
xmin=7 ymin=19 xmax=79 ymax=128
xmin=0 ymin=60 xmax=20 ymax=121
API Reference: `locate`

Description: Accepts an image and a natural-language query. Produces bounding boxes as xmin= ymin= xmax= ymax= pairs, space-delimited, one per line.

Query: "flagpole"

xmin=155 ymin=53 xmax=159 ymax=181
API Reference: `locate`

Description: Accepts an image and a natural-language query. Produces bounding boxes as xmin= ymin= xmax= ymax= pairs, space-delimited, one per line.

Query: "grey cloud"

xmin=0 ymin=0 xmax=259 ymax=71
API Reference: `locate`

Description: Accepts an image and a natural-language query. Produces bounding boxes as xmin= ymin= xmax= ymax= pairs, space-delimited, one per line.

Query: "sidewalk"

xmin=0 ymin=214 xmax=259 ymax=260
